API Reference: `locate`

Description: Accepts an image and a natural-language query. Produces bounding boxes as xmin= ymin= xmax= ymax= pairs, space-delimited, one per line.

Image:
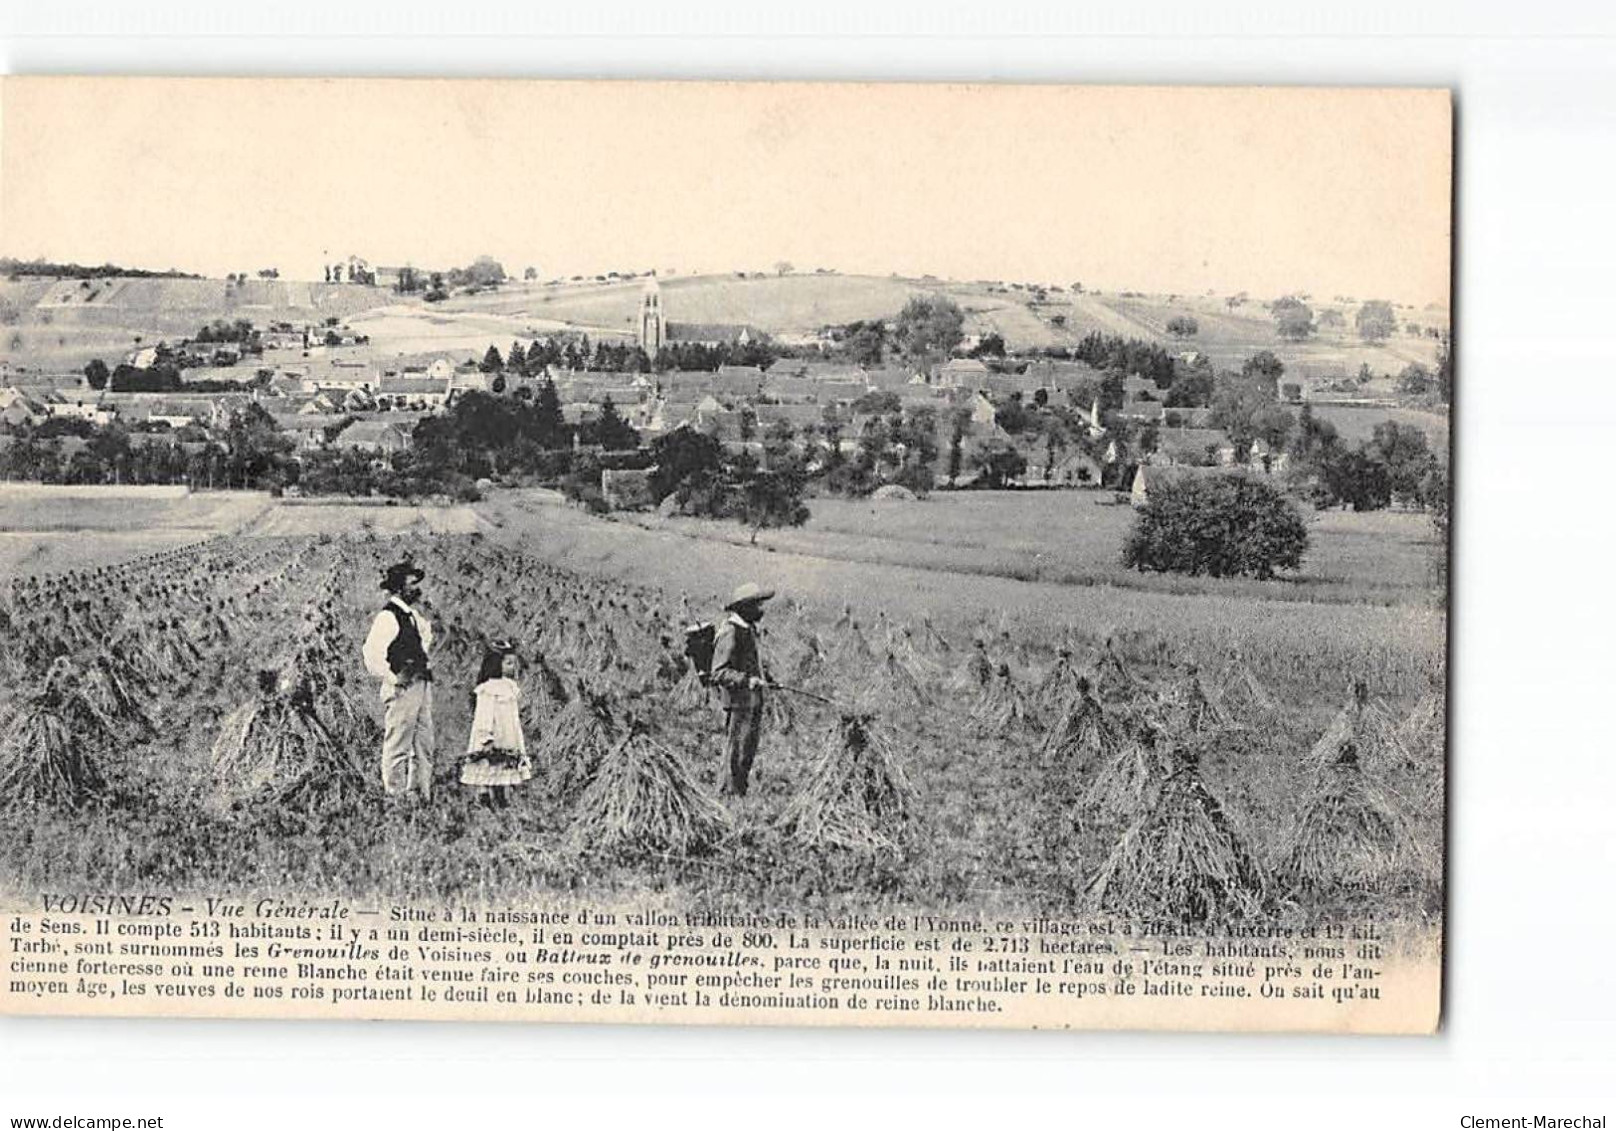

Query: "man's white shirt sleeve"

xmin=363 ymin=611 xmax=399 ymax=682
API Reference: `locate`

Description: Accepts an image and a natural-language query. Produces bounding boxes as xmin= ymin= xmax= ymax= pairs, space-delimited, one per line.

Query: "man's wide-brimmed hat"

xmin=379 ymin=560 xmax=425 ymax=593
xmin=725 ymin=582 xmax=775 ymax=611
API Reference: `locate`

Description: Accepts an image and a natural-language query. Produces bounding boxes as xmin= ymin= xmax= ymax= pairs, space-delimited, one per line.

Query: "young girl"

xmin=462 ymin=641 xmax=531 ymax=809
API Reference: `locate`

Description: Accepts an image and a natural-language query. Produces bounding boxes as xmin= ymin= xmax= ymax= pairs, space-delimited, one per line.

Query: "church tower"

xmin=639 ymin=277 xmax=664 ymax=358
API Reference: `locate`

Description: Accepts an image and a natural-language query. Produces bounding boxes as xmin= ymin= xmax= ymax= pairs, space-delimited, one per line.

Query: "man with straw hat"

xmin=710 ymin=581 xmax=774 ymax=797
xmin=362 ymin=559 xmax=436 ymax=800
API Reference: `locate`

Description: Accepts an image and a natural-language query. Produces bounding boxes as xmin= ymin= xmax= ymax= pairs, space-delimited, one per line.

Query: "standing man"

xmin=362 ymin=560 xmax=436 ymax=800
xmin=710 ymin=582 xmax=774 ymax=797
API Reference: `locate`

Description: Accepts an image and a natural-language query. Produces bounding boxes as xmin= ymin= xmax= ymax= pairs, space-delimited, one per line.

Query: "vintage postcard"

xmin=0 ymin=78 xmax=1450 ymax=1031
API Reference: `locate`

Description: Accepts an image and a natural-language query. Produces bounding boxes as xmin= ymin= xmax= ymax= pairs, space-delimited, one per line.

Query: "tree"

xmin=507 ymin=341 xmax=526 ymax=373
xmin=83 ymin=359 xmax=110 ymax=390
xmin=480 ymin=345 xmax=505 ymax=373
xmin=1369 ymin=420 xmax=1435 ymax=504
xmin=893 ymin=295 xmax=965 ymax=361
xmin=1124 ymin=474 xmax=1308 ymax=579
xmin=1425 ymin=461 xmax=1450 ymax=598
xmin=533 ymin=377 xmax=567 ymax=448
xmin=970 ymin=438 xmax=1027 ymax=488
xmin=841 ymin=321 xmax=887 ymax=366
xmin=1271 ymin=296 xmax=1315 ymax=341
xmin=995 ymin=394 xmax=1033 ymax=434
xmin=490 ymin=373 xmax=507 ymax=394
xmin=729 ymin=464 xmax=810 ymax=544
xmin=1396 ymin=362 xmax=1433 ymax=397
xmin=971 ymin=332 xmax=1007 ymax=358
xmin=1436 ymin=331 xmax=1453 ymax=402
xmin=1165 ymin=366 xmax=1215 ymax=408
xmin=467 ymin=256 xmax=506 ymax=286
xmin=648 ymin=426 xmax=723 ymax=502
xmin=946 ymin=413 xmax=967 ymax=486
xmin=589 ymin=397 xmax=640 ymax=451
xmin=524 ymin=266 xmax=538 ymax=281
xmin=1211 ymin=369 xmax=1277 ymax=454
xmin=1241 ymin=350 xmax=1285 ymax=393
xmin=223 ymin=403 xmax=294 ymax=489
xmin=1165 ymin=315 xmax=1199 ymax=338
xmin=851 ymin=390 xmax=901 ymax=416
xmin=774 ymin=261 xmax=794 ymax=276
xmin=1321 ymin=448 xmax=1391 ymax=512
xmin=1355 ymin=300 xmax=1398 ymax=342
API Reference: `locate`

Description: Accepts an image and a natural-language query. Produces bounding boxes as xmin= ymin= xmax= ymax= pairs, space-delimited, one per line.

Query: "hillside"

xmin=0 ymin=277 xmax=402 ymax=372
xmin=3 ymin=268 xmax=1448 ymax=387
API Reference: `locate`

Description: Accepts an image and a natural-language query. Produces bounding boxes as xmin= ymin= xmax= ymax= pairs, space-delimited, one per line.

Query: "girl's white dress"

xmin=461 ymin=677 xmax=532 ymax=787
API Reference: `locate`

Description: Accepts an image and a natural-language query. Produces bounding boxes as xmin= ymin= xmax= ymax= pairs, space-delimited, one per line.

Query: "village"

xmin=0 ymin=269 xmax=1446 ymax=512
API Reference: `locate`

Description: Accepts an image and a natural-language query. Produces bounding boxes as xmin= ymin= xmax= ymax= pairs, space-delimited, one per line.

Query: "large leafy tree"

xmin=1355 ymin=300 xmax=1398 ymax=342
xmin=1125 ymin=473 xmax=1308 ymax=579
xmin=1271 ymin=296 xmax=1315 ymax=341
xmin=970 ymin=438 xmax=1027 ymax=488
xmin=894 ymin=294 xmax=965 ymax=360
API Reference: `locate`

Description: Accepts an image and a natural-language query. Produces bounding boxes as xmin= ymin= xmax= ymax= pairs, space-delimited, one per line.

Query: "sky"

xmin=0 ymin=78 xmax=1452 ymax=306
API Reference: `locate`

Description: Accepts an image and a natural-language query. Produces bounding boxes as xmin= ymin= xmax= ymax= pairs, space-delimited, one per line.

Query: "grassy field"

xmin=760 ymin=490 xmax=1436 ymax=607
xmin=0 ymin=278 xmax=401 ymax=372
xmin=0 ymin=482 xmax=1443 ymax=932
xmin=485 ymin=491 xmax=1443 ymax=703
xmin=1311 ymin=404 xmax=1450 ymax=448
xmin=0 ymin=487 xmax=272 ymax=576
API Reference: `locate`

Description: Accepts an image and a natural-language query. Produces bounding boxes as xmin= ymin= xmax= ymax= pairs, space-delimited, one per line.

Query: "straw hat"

xmin=725 ymin=581 xmax=775 ymax=611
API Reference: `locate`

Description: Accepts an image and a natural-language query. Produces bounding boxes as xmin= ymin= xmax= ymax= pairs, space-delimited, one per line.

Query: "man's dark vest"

xmin=384 ymin=604 xmax=431 ymax=681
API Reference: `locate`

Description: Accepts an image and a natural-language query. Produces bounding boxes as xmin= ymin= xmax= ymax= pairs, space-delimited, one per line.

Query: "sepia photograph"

xmin=0 ymin=78 xmax=1451 ymax=1032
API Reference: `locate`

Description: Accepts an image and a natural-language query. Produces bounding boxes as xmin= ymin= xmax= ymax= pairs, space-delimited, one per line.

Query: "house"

xmin=1023 ymin=358 xmax=1099 ymax=392
xmin=303 ymin=359 xmax=377 ymax=393
xmin=753 ymin=403 xmax=828 ymax=434
xmin=802 ymin=362 xmax=868 ymax=384
xmin=666 ymin=322 xmax=762 ymax=347
xmin=269 ymin=414 xmax=342 ymax=451
xmin=375 ymin=376 xmax=451 ymax=412
xmin=332 ymin=421 xmax=410 ymax=454
xmin=1116 ymin=400 xmax=1165 ymax=424
xmin=765 ymin=359 xmax=809 ymax=379
xmin=0 ymin=395 xmax=46 ymax=427
xmin=697 ymin=408 xmax=740 ymax=439
xmin=426 ymin=358 xmax=457 ymax=380
xmin=1050 ymin=450 xmax=1105 ymax=487
xmin=107 ymin=394 xmax=235 ymax=430
xmin=449 ymin=371 xmax=491 ymax=400
xmin=1156 ymin=427 xmax=1227 ymax=467
xmin=711 ymin=365 xmax=764 ymax=398
xmin=43 ymin=395 xmax=115 ymax=427
xmin=562 ymin=403 xmax=600 ymax=427
xmin=933 ymin=358 xmax=989 ymax=389
xmin=761 ymin=374 xmax=820 ymax=403
xmin=127 ymin=346 xmax=161 ymax=370
xmin=1163 ymin=407 xmax=1216 ymax=429
xmin=969 ymin=392 xmax=998 ymax=427
xmin=865 ymin=367 xmax=920 ymax=392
